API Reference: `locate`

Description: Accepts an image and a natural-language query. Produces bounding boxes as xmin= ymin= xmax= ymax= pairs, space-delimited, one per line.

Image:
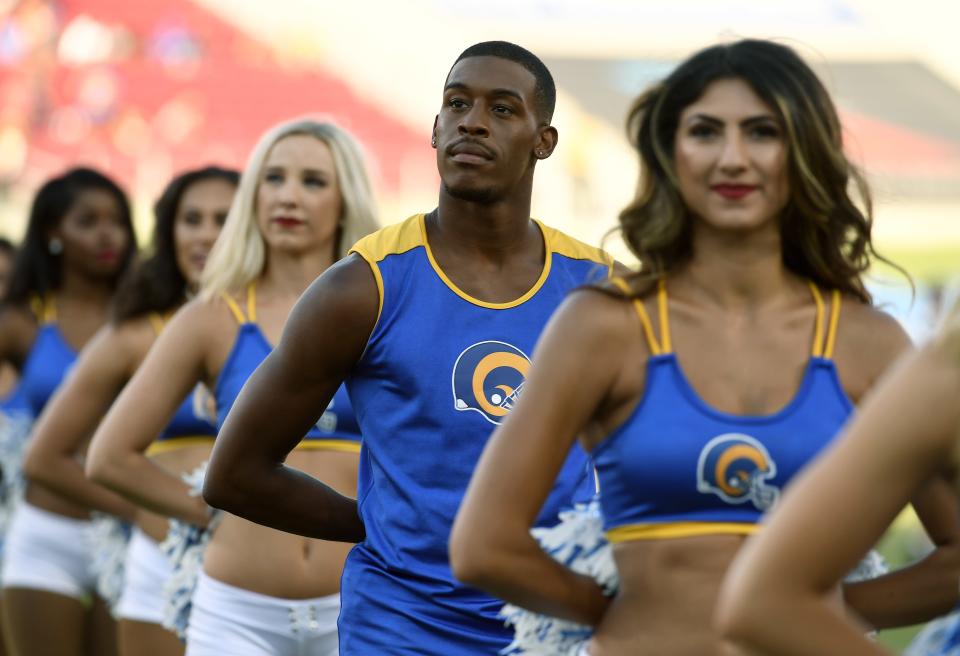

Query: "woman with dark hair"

xmin=0 ymin=236 xmax=19 ymax=656
xmin=0 ymin=167 xmax=136 ymax=656
xmin=0 ymin=237 xmax=20 ymax=402
xmin=450 ymin=39 xmax=960 ymax=655
xmin=21 ymin=167 xmax=238 ymax=656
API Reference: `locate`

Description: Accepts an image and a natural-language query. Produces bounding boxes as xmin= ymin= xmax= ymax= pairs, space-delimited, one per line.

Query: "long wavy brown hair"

xmin=617 ymin=39 xmax=903 ymax=303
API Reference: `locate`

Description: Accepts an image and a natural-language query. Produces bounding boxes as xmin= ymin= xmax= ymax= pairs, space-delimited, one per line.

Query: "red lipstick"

xmin=272 ymin=217 xmax=304 ymax=228
xmin=712 ymin=184 xmax=757 ymax=200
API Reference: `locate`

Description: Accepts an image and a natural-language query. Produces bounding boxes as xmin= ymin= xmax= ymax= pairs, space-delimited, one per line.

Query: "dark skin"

xmin=202 ymin=55 xmax=564 ymax=539
xmin=0 ymin=188 xmax=129 ymax=656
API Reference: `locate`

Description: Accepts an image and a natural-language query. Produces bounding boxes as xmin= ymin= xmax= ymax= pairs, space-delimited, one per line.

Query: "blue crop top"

xmin=145 ymin=313 xmax=218 ymax=456
xmin=593 ymin=280 xmax=852 ymax=542
xmin=214 ymin=284 xmax=361 ymax=451
xmin=18 ymin=299 xmax=77 ymax=418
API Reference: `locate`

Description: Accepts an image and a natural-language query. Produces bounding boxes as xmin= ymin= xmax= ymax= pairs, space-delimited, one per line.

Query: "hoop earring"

xmin=48 ymin=238 xmax=63 ymax=255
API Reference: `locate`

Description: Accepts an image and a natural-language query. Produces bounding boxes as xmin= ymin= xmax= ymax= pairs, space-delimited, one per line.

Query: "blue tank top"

xmin=214 ymin=284 xmax=361 ymax=451
xmin=0 ymin=384 xmax=30 ymax=418
xmin=593 ymin=280 xmax=852 ymax=542
xmin=18 ymin=300 xmax=77 ymax=418
xmin=145 ymin=314 xmax=218 ymax=456
xmin=343 ymin=214 xmax=613 ymax=655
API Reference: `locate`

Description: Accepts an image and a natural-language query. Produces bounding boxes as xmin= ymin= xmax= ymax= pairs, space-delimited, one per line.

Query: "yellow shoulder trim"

xmin=148 ymin=313 xmax=166 ymax=336
xmin=34 ymin=295 xmax=56 ymax=324
xmin=808 ymin=282 xmax=826 ymax=358
xmin=246 ymin=283 xmax=257 ymax=323
xmin=348 ymin=216 xmax=425 ymax=328
xmin=610 ymin=277 xmax=662 ymax=356
xmin=220 ymin=292 xmax=247 ymax=325
xmin=348 ymin=215 xmax=424 ymax=264
xmin=824 ymin=290 xmax=841 ymax=359
xmin=294 ymin=439 xmax=362 ymax=453
xmin=146 ymin=435 xmax=215 ymax=457
xmin=606 ymin=521 xmax=760 ymax=543
xmin=541 ymin=224 xmax=613 ymax=270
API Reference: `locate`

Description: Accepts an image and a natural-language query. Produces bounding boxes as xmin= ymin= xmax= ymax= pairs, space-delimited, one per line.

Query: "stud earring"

xmin=431 ymin=137 xmax=437 ymax=147
xmin=48 ymin=238 xmax=63 ymax=255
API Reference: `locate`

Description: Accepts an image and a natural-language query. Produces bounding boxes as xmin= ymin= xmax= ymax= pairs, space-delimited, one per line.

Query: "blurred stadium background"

xmin=0 ymin=0 xmax=957 ymax=650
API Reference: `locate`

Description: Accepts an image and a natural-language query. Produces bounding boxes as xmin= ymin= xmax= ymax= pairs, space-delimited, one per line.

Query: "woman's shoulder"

xmin=558 ymin=282 xmax=656 ymax=350
xmin=160 ymin=295 xmax=242 ymax=347
xmin=832 ymin=294 xmax=911 ymax=400
xmin=102 ymin=314 xmax=157 ymax=356
xmin=838 ymin=295 xmax=910 ymax=355
xmin=0 ymin=303 xmax=40 ymax=359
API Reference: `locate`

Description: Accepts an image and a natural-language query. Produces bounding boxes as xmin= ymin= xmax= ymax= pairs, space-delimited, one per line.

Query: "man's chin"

xmin=442 ymin=182 xmax=500 ymax=205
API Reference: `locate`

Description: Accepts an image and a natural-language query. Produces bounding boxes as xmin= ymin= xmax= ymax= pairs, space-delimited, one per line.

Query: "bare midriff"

xmin=203 ymin=449 xmax=359 ymax=599
xmin=589 ymin=533 xmax=746 ymax=656
xmin=587 ymin=532 xmax=846 ymax=655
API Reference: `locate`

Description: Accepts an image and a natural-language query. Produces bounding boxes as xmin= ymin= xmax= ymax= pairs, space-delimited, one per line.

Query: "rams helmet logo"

xmin=452 ymin=341 xmax=530 ymax=425
xmin=696 ymin=433 xmax=779 ymax=511
xmin=316 ymin=396 xmax=337 ymax=432
xmin=191 ymin=384 xmax=217 ymax=424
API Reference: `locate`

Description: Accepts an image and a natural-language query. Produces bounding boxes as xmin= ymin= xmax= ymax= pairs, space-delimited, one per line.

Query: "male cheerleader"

xmin=204 ymin=41 xmax=614 ymax=654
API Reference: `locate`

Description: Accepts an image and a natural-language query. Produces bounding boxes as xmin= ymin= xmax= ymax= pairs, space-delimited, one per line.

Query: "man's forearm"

xmin=204 ymin=464 xmax=364 ymax=543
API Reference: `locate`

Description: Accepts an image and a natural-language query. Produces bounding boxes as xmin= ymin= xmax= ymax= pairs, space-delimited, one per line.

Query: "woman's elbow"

xmin=714 ymin=569 xmax=784 ymax=654
xmin=714 ymin=597 xmax=762 ymax=654
xmin=449 ymin=519 xmax=501 ymax=589
xmin=85 ymin=448 xmax=122 ymax=488
xmin=22 ymin=447 xmax=51 ymax=486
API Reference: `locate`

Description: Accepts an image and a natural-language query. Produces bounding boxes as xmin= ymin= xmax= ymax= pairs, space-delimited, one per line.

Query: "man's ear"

xmin=533 ymin=125 xmax=558 ymax=160
xmin=431 ymin=116 xmax=439 ymax=149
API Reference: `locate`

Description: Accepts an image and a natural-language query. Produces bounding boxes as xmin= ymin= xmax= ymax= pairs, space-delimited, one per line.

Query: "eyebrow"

xmin=687 ymin=113 xmax=779 ymax=126
xmin=444 ymin=81 xmax=524 ymax=103
xmin=263 ymin=166 xmax=331 ymax=176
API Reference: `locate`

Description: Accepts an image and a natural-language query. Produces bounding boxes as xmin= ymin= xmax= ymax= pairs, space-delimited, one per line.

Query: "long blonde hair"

xmin=200 ymin=118 xmax=379 ymax=299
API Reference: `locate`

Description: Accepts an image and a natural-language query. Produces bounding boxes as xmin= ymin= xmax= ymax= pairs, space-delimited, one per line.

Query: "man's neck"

xmin=432 ymin=183 xmax=536 ymax=265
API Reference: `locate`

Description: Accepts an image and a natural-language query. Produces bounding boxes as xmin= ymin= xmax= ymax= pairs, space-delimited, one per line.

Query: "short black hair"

xmin=450 ymin=41 xmax=556 ymax=124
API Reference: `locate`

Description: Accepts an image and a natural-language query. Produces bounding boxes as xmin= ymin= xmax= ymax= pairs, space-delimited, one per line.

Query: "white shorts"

xmin=186 ymin=572 xmax=339 ymax=656
xmin=116 ymin=527 xmax=172 ymax=624
xmin=0 ymin=501 xmax=95 ymax=600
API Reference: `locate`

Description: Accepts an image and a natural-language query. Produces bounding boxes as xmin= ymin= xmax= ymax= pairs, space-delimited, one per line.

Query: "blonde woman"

xmin=87 ymin=118 xmax=378 ymax=656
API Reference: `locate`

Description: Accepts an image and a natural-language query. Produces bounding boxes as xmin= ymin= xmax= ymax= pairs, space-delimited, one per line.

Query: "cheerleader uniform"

xmin=185 ymin=284 xmax=360 ymax=656
xmin=341 ymin=214 xmax=612 ymax=654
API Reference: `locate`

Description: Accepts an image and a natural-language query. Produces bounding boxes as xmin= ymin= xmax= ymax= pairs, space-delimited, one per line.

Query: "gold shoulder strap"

xmin=245 ymin=283 xmax=257 ymax=323
xmin=221 ymin=293 xmax=247 ymax=324
xmin=824 ymin=290 xmax=842 ymax=359
xmin=610 ymin=277 xmax=663 ymax=356
xmin=148 ymin=312 xmax=166 ymax=336
xmin=221 ymin=282 xmax=257 ymax=325
xmin=807 ymin=282 xmax=840 ymax=358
